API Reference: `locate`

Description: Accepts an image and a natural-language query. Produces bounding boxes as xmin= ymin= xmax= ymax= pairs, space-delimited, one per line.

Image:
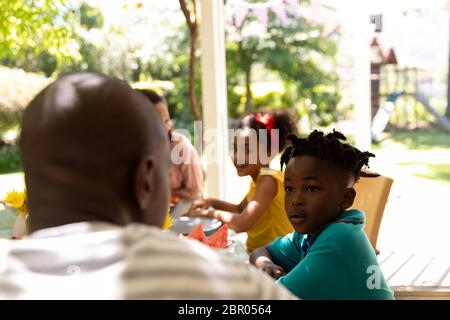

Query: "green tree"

xmin=447 ymin=15 xmax=450 ymax=120
xmin=145 ymin=27 xmax=198 ymax=130
xmin=79 ymin=1 xmax=104 ymax=30
xmin=41 ymin=1 xmax=106 ymax=76
xmin=60 ymin=3 xmax=142 ymax=82
xmin=0 ymin=0 xmax=79 ymax=68
xmin=179 ymin=0 xmax=202 ymax=121
xmin=148 ymin=2 xmax=339 ymax=127
xmin=225 ymin=3 xmax=340 ymax=125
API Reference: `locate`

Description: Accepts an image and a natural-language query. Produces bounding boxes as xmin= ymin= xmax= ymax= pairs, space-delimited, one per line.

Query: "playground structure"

xmin=370 ymin=65 xmax=450 ymax=142
xmin=367 ymin=14 xmax=450 ymax=142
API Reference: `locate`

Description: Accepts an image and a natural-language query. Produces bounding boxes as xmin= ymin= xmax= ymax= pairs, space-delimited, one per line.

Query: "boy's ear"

xmin=340 ymin=187 xmax=356 ymax=210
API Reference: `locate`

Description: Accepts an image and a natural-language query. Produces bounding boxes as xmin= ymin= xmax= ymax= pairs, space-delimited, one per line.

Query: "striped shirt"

xmin=0 ymin=222 xmax=296 ymax=300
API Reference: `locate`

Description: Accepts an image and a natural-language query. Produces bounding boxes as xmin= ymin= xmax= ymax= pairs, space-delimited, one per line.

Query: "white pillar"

xmin=348 ymin=0 xmax=372 ymax=151
xmin=200 ymin=0 xmax=229 ymax=199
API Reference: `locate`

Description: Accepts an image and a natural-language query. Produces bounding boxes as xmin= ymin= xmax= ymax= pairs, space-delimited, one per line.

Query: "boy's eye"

xmin=305 ymin=186 xmax=319 ymax=192
xmin=284 ymin=186 xmax=294 ymax=193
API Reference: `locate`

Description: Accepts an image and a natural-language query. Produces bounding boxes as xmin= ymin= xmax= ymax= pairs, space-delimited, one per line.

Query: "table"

xmin=227 ymin=229 xmax=249 ymax=261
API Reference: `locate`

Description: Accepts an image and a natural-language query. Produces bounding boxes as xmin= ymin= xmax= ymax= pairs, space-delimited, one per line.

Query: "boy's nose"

xmin=291 ymin=193 xmax=304 ymax=206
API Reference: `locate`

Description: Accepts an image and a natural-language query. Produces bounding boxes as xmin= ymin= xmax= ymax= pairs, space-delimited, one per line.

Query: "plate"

xmin=170 ymin=216 xmax=222 ymax=236
xmin=169 ymin=199 xmax=193 ymax=218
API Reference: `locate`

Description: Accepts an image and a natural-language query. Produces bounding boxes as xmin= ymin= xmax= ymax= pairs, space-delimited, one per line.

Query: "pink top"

xmin=169 ymin=131 xmax=204 ymax=200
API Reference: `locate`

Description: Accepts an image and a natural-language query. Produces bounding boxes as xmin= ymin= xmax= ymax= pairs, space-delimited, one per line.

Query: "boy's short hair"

xmin=280 ymin=129 xmax=377 ymax=182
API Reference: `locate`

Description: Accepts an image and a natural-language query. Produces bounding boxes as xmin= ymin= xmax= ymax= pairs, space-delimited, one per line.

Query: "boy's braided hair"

xmin=280 ymin=129 xmax=378 ymax=182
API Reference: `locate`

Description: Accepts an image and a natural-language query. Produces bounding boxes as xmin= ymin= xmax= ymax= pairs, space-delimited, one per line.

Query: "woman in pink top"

xmin=136 ymin=89 xmax=203 ymax=201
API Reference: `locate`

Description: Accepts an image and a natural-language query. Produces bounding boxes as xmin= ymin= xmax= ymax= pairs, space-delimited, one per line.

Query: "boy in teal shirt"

xmin=250 ymin=130 xmax=394 ymax=300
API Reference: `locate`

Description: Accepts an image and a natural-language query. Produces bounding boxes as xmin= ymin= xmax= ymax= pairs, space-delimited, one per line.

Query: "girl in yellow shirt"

xmin=188 ymin=110 xmax=297 ymax=253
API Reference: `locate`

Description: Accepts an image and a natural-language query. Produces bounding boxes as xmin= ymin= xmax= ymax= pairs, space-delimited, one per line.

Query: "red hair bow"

xmin=255 ymin=113 xmax=274 ymax=134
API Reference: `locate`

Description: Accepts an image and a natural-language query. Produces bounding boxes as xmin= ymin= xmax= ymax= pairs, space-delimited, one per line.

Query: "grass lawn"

xmin=373 ymin=130 xmax=450 ymax=184
xmin=369 ymin=129 xmax=450 ymax=255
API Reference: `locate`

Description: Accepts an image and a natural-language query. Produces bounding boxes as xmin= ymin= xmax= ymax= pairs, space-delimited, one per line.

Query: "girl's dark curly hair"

xmin=280 ymin=129 xmax=378 ymax=182
xmin=236 ymin=109 xmax=298 ymax=151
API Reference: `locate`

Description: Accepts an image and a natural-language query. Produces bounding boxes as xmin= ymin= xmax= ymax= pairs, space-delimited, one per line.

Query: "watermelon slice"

xmin=204 ymin=224 xmax=228 ymax=248
xmin=187 ymin=224 xmax=206 ymax=242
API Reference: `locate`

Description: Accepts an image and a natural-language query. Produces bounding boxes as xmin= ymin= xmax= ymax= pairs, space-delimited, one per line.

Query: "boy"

xmin=250 ymin=130 xmax=394 ymax=300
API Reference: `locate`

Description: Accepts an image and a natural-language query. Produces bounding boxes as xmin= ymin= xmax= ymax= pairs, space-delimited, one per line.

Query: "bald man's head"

xmin=20 ymin=73 xmax=171 ymax=232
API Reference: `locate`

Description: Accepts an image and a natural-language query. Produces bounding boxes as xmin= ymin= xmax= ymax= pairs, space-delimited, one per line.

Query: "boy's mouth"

xmin=235 ymin=164 xmax=247 ymax=169
xmin=289 ymin=212 xmax=308 ymax=223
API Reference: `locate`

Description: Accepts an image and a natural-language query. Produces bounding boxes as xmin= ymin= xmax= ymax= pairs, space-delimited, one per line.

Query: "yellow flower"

xmin=3 ymin=190 xmax=27 ymax=216
xmin=163 ymin=209 xmax=173 ymax=230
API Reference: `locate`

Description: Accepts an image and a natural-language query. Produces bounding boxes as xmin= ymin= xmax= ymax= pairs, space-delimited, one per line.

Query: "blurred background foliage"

xmin=1 ymin=0 xmax=340 ymax=133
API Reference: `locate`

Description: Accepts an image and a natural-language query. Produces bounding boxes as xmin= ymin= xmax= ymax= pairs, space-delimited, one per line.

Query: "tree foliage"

xmin=0 ymin=0 xmax=79 ymax=68
xmin=79 ymin=1 xmax=104 ymax=30
xmin=179 ymin=0 xmax=201 ymax=121
xmin=145 ymin=26 xmax=199 ymax=130
xmin=144 ymin=2 xmax=340 ymax=127
xmin=2 ymin=0 xmax=116 ymax=79
xmin=225 ymin=5 xmax=340 ymax=125
xmin=0 ymin=0 xmax=341 ymax=132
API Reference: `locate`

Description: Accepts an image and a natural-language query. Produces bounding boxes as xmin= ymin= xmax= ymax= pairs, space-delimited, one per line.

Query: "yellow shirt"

xmin=245 ymin=168 xmax=293 ymax=253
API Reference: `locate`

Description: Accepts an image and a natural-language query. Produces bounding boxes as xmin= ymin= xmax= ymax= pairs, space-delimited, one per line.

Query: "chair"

xmin=351 ymin=172 xmax=394 ymax=253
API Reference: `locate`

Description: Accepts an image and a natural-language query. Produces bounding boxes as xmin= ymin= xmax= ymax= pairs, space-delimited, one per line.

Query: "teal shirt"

xmin=267 ymin=209 xmax=394 ymax=300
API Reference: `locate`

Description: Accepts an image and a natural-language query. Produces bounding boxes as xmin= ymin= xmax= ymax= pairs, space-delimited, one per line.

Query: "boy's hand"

xmin=260 ymin=261 xmax=286 ymax=279
xmin=250 ymin=247 xmax=286 ymax=279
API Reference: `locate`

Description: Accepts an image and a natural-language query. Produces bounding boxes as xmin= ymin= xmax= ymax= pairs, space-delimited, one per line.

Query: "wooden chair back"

xmin=351 ymin=173 xmax=394 ymax=251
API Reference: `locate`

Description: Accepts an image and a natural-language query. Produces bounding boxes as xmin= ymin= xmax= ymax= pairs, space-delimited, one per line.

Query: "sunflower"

xmin=2 ymin=190 xmax=27 ymax=216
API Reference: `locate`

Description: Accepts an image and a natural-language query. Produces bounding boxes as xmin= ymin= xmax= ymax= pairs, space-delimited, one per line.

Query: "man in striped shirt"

xmin=0 ymin=73 xmax=296 ymax=300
